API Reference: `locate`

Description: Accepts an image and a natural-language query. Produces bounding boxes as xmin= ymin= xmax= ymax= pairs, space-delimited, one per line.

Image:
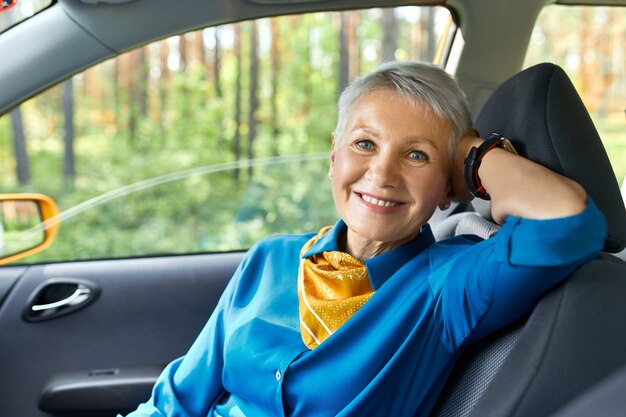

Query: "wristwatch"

xmin=464 ymin=133 xmax=517 ymax=200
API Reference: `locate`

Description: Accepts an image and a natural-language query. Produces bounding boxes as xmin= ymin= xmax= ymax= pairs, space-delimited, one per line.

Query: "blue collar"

xmin=302 ymin=220 xmax=435 ymax=290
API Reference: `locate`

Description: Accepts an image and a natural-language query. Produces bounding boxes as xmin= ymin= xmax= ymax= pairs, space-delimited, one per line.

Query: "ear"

xmin=330 ymin=133 xmax=336 ymax=173
xmin=438 ymin=181 xmax=453 ymax=210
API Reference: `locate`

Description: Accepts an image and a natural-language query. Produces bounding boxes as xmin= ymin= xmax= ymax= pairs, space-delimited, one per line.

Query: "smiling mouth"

xmin=357 ymin=193 xmax=402 ymax=207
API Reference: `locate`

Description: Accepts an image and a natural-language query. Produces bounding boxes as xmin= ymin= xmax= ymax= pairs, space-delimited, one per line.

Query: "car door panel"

xmin=0 ymin=266 xmax=25 ymax=306
xmin=0 ymin=252 xmax=244 ymax=417
xmin=38 ymin=365 xmax=164 ymax=416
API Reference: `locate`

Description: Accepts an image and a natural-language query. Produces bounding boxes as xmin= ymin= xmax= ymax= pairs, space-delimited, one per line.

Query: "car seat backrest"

xmin=551 ymin=363 xmax=626 ymax=417
xmin=468 ymin=253 xmax=626 ymax=417
xmin=429 ymin=318 xmax=525 ymax=417
xmin=430 ymin=63 xmax=626 ymax=417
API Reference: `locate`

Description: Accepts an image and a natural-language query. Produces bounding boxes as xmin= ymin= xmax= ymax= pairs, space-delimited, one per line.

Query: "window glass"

xmin=0 ymin=0 xmax=53 ymax=33
xmin=525 ymin=5 xmax=626 ymax=187
xmin=0 ymin=6 xmax=452 ymax=263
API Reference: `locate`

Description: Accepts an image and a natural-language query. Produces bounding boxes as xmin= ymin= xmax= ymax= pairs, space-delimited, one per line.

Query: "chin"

xmin=348 ymin=221 xmax=420 ymax=244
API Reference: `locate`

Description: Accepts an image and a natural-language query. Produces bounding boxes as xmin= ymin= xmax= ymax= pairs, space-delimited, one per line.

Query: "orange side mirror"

xmin=0 ymin=193 xmax=60 ymax=265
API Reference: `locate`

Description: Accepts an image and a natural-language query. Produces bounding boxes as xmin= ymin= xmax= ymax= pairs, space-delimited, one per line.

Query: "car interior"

xmin=0 ymin=1 xmax=625 ymax=416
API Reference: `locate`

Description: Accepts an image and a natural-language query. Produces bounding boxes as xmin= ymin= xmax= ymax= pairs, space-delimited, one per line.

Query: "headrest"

xmin=474 ymin=63 xmax=626 ymax=253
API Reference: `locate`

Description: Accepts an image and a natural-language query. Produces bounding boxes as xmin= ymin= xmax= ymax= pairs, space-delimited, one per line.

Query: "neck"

xmin=342 ymin=229 xmax=419 ymax=261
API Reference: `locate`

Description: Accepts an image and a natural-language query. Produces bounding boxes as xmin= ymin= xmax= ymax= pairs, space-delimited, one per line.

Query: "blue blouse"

xmin=126 ymin=199 xmax=606 ymax=417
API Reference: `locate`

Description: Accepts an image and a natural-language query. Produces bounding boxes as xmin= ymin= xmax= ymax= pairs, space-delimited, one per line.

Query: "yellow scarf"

xmin=298 ymin=226 xmax=375 ymax=349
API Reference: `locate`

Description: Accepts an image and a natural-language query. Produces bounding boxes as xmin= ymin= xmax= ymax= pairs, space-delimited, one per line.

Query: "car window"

xmin=0 ymin=0 xmax=54 ymax=33
xmin=0 ymin=6 xmax=453 ymax=263
xmin=525 ymin=5 xmax=626 ymax=188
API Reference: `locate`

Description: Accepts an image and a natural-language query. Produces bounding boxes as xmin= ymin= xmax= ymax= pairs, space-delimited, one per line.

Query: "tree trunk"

xmin=339 ymin=11 xmax=359 ymax=95
xmin=117 ymin=53 xmax=133 ymax=141
xmin=579 ymin=8 xmax=592 ymax=109
xmin=381 ymin=8 xmax=397 ymax=63
xmin=113 ymin=57 xmax=121 ymax=128
xmin=159 ymin=39 xmax=170 ymax=130
xmin=160 ymin=40 xmax=170 ymax=80
xmin=127 ymin=49 xmax=144 ymax=141
xmin=195 ymin=30 xmax=207 ymax=78
xmin=270 ymin=19 xmax=281 ymax=156
xmin=596 ymin=10 xmax=612 ymax=117
xmin=339 ymin=12 xmax=350 ymax=94
xmin=424 ymin=8 xmax=436 ymax=61
xmin=233 ymin=23 xmax=242 ymax=180
xmin=214 ymin=27 xmax=222 ymax=98
xmin=10 ymin=107 xmax=30 ymax=186
xmin=410 ymin=17 xmax=421 ymax=61
xmin=302 ymin=27 xmax=312 ymax=116
xmin=82 ymin=67 xmax=89 ymax=97
xmin=125 ymin=47 xmax=149 ymax=141
xmin=63 ymin=78 xmax=76 ymax=188
xmin=138 ymin=47 xmax=148 ymax=118
xmin=247 ymin=20 xmax=259 ymax=179
xmin=179 ymin=34 xmax=188 ymax=71
xmin=347 ymin=11 xmax=360 ymax=82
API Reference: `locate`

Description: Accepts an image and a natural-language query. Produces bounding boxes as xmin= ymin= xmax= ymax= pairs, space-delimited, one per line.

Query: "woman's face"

xmin=330 ymin=89 xmax=453 ymax=247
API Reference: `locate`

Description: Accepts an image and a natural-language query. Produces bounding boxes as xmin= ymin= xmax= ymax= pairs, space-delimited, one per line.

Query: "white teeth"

xmin=361 ymin=194 xmax=399 ymax=207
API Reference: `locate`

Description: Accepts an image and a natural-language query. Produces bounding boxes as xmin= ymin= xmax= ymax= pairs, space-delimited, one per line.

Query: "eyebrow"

xmin=353 ymin=127 xmax=441 ymax=150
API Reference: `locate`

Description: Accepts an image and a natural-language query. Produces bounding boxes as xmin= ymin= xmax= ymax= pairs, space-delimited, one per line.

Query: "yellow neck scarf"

xmin=298 ymin=226 xmax=375 ymax=349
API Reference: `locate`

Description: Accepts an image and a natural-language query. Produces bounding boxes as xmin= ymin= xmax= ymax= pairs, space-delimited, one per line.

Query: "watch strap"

xmin=464 ymin=133 xmax=517 ymax=200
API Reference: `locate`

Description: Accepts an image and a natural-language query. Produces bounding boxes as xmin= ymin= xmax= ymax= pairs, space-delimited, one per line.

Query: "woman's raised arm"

xmin=453 ymin=132 xmax=588 ymax=224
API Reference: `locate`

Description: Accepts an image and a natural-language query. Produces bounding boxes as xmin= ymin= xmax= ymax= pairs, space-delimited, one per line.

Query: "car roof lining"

xmin=60 ymin=0 xmax=447 ymax=53
xmin=0 ymin=4 xmax=113 ymax=114
xmin=79 ymin=0 xmax=135 ymax=3
xmin=557 ymin=0 xmax=626 ymax=5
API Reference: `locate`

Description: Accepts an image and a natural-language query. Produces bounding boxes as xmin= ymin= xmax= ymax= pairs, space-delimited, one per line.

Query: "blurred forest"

xmin=0 ymin=5 xmax=624 ymax=263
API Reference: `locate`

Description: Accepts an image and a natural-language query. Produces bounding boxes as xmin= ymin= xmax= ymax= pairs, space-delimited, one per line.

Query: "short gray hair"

xmin=334 ymin=61 xmax=473 ymax=159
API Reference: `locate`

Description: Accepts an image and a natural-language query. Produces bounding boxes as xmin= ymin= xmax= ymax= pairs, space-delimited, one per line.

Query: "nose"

xmin=366 ymin=152 xmax=401 ymax=188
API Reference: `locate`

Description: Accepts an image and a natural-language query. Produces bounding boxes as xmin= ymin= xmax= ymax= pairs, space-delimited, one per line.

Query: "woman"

xmin=125 ymin=61 xmax=606 ymax=417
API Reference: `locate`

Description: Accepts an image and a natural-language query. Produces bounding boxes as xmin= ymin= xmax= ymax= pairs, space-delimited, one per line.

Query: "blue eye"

xmin=355 ymin=140 xmax=375 ymax=150
xmin=408 ymin=150 xmax=428 ymax=161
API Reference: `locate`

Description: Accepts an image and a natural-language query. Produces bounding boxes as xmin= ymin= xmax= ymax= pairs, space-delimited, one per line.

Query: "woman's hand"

xmin=450 ymin=130 xmax=588 ymax=224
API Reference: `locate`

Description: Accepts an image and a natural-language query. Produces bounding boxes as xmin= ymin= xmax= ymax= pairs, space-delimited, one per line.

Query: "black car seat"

xmin=429 ymin=63 xmax=626 ymax=417
xmin=551 ymin=364 xmax=626 ymax=417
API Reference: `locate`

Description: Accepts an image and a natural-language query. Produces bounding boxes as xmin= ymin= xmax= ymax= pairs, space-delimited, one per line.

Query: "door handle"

xmin=23 ymin=279 xmax=100 ymax=322
xmin=31 ymin=285 xmax=92 ymax=311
